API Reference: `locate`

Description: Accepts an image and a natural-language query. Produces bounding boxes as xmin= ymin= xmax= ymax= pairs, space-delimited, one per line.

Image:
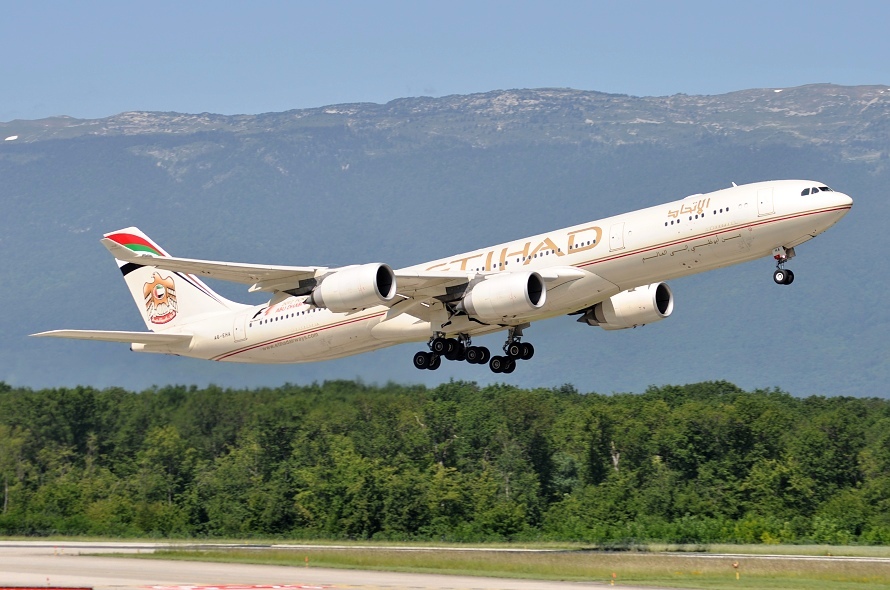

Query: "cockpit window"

xmin=802 ymin=186 xmax=834 ymax=196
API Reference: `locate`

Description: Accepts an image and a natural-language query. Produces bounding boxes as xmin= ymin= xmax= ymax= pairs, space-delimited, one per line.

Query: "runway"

xmin=0 ymin=541 xmax=647 ymax=590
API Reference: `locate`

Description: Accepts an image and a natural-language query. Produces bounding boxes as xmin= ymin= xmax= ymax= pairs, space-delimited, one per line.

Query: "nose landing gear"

xmin=772 ymin=246 xmax=795 ymax=285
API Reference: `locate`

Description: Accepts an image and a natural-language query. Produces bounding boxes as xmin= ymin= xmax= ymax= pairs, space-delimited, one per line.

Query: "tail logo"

xmin=143 ymin=272 xmax=178 ymax=325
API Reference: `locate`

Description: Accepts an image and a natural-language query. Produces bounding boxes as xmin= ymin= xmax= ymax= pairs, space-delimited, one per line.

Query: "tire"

xmin=428 ymin=354 xmax=442 ymax=370
xmin=520 ymin=342 xmax=535 ymax=360
xmin=489 ymin=355 xmax=505 ymax=373
xmin=478 ymin=347 xmax=491 ymax=364
xmin=454 ymin=343 xmax=467 ymax=362
xmin=506 ymin=342 xmax=522 ymax=358
xmin=466 ymin=346 xmax=481 ymax=364
xmin=432 ymin=337 xmax=448 ymax=354
xmin=446 ymin=342 xmax=465 ymax=361
xmin=413 ymin=351 xmax=430 ymax=370
xmin=773 ymin=269 xmax=786 ymax=285
xmin=503 ymin=359 xmax=516 ymax=374
xmin=784 ymin=269 xmax=795 ymax=285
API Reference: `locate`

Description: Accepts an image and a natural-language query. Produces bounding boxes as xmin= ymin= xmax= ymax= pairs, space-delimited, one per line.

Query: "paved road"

xmin=0 ymin=541 xmax=652 ymax=590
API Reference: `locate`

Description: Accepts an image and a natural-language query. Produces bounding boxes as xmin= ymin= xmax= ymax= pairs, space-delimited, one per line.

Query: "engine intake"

xmin=310 ymin=263 xmax=396 ymax=312
xmin=457 ymin=272 xmax=546 ymax=321
xmin=580 ymin=282 xmax=673 ymax=330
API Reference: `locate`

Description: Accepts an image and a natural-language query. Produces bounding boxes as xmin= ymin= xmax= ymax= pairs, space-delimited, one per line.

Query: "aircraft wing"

xmin=103 ymin=235 xmax=591 ymax=310
xmin=104 ymin=236 xmax=476 ymax=301
xmin=31 ymin=330 xmax=193 ymax=346
xmin=102 ymin=237 xmax=326 ymax=291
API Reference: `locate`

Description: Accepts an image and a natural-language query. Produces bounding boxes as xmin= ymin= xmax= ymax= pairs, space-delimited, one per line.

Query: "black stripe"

xmin=119 ymin=262 xmax=143 ymax=276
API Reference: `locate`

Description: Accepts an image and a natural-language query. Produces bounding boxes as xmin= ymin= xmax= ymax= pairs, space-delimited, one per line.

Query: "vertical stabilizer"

xmin=103 ymin=227 xmax=242 ymax=331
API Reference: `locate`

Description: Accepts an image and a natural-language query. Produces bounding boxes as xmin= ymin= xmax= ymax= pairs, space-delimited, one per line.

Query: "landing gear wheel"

xmin=520 ymin=342 xmax=535 ymax=360
xmin=431 ymin=337 xmax=450 ymax=354
xmin=784 ymin=269 xmax=795 ymax=285
xmin=466 ymin=346 xmax=482 ymax=364
xmin=478 ymin=347 xmax=491 ymax=364
xmin=428 ymin=354 xmax=442 ymax=370
xmin=448 ymin=342 xmax=466 ymax=362
xmin=773 ymin=269 xmax=787 ymax=285
xmin=489 ymin=355 xmax=507 ymax=373
xmin=413 ymin=351 xmax=431 ymax=370
xmin=503 ymin=358 xmax=517 ymax=374
xmin=506 ymin=342 xmax=522 ymax=358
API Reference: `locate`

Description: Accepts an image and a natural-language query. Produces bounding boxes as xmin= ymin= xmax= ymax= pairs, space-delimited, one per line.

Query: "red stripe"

xmin=106 ymin=232 xmax=164 ymax=255
xmin=214 ymin=312 xmax=385 ymax=361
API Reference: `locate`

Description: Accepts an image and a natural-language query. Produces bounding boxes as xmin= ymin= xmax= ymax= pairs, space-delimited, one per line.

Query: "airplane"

xmin=33 ymin=180 xmax=852 ymax=374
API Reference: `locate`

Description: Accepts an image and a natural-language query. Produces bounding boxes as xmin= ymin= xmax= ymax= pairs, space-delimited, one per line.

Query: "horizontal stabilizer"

xmin=31 ymin=330 xmax=193 ymax=346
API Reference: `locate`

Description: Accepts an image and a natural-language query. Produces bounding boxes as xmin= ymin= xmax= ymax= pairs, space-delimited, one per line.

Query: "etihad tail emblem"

xmin=143 ymin=272 xmax=178 ymax=325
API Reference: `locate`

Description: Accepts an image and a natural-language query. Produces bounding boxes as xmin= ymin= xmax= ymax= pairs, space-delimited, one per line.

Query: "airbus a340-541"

xmin=34 ymin=180 xmax=852 ymax=374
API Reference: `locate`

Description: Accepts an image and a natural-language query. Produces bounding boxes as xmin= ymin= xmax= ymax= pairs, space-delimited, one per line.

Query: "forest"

xmin=1 ymin=379 xmax=889 ymax=544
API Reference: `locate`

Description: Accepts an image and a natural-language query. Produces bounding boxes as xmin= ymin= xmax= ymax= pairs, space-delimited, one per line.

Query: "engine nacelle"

xmin=580 ymin=282 xmax=673 ymax=330
xmin=457 ymin=272 xmax=546 ymax=321
xmin=309 ymin=263 xmax=396 ymax=312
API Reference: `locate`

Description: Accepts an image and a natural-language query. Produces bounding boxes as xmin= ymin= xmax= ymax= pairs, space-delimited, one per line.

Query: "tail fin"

xmin=103 ymin=227 xmax=242 ymax=331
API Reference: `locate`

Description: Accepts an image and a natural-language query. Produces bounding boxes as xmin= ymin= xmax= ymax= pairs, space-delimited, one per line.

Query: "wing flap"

xmin=31 ymin=330 xmax=193 ymax=346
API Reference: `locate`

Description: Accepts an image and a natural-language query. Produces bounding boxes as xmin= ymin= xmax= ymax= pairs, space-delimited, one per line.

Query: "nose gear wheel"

xmin=772 ymin=246 xmax=796 ymax=285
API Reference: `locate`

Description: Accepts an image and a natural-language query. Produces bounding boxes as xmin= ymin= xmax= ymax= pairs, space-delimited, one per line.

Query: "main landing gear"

xmin=413 ymin=334 xmax=491 ymax=371
xmin=772 ymin=246 xmax=796 ymax=285
xmin=488 ymin=326 xmax=535 ymax=374
xmin=412 ymin=326 xmax=536 ymax=374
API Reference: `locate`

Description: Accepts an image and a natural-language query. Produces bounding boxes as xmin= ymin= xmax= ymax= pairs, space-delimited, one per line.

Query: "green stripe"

xmin=126 ymin=243 xmax=162 ymax=255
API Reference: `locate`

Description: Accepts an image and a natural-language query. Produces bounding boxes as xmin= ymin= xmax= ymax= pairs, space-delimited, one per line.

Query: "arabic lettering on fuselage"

xmin=425 ymin=225 xmax=603 ymax=272
xmin=667 ymin=198 xmax=711 ymax=219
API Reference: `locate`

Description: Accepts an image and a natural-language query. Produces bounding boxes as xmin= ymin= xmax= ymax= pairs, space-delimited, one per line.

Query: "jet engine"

xmin=579 ymin=282 xmax=673 ymax=330
xmin=309 ymin=263 xmax=397 ymax=312
xmin=457 ymin=272 xmax=546 ymax=321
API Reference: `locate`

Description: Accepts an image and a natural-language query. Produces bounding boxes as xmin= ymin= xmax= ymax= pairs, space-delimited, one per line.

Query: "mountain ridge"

xmin=3 ymin=84 xmax=889 ymax=161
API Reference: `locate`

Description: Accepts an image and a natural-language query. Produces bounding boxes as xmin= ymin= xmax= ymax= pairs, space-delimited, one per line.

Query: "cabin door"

xmin=233 ymin=312 xmax=249 ymax=342
xmin=757 ymin=187 xmax=775 ymax=216
xmin=609 ymin=222 xmax=626 ymax=251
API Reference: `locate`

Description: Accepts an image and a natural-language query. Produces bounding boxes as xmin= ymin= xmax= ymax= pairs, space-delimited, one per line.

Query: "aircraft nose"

xmin=833 ymin=191 xmax=853 ymax=210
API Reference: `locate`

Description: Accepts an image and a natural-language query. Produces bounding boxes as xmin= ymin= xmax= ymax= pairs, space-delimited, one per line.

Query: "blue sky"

xmin=2 ymin=0 xmax=888 ymax=121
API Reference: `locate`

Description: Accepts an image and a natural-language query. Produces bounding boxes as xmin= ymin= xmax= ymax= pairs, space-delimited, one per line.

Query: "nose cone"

xmin=834 ymin=191 xmax=854 ymax=210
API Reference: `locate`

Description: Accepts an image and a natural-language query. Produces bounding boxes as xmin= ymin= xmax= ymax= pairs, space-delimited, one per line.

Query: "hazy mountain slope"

xmin=1 ymin=84 xmax=886 ymax=396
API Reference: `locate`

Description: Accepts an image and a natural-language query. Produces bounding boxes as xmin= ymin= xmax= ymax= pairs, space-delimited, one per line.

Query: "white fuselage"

xmin=159 ymin=180 xmax=851 ymax=363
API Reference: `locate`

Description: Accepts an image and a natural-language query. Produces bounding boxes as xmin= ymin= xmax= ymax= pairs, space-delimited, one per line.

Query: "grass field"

xmin=144 ymin=545 xmax=890 ymax=589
